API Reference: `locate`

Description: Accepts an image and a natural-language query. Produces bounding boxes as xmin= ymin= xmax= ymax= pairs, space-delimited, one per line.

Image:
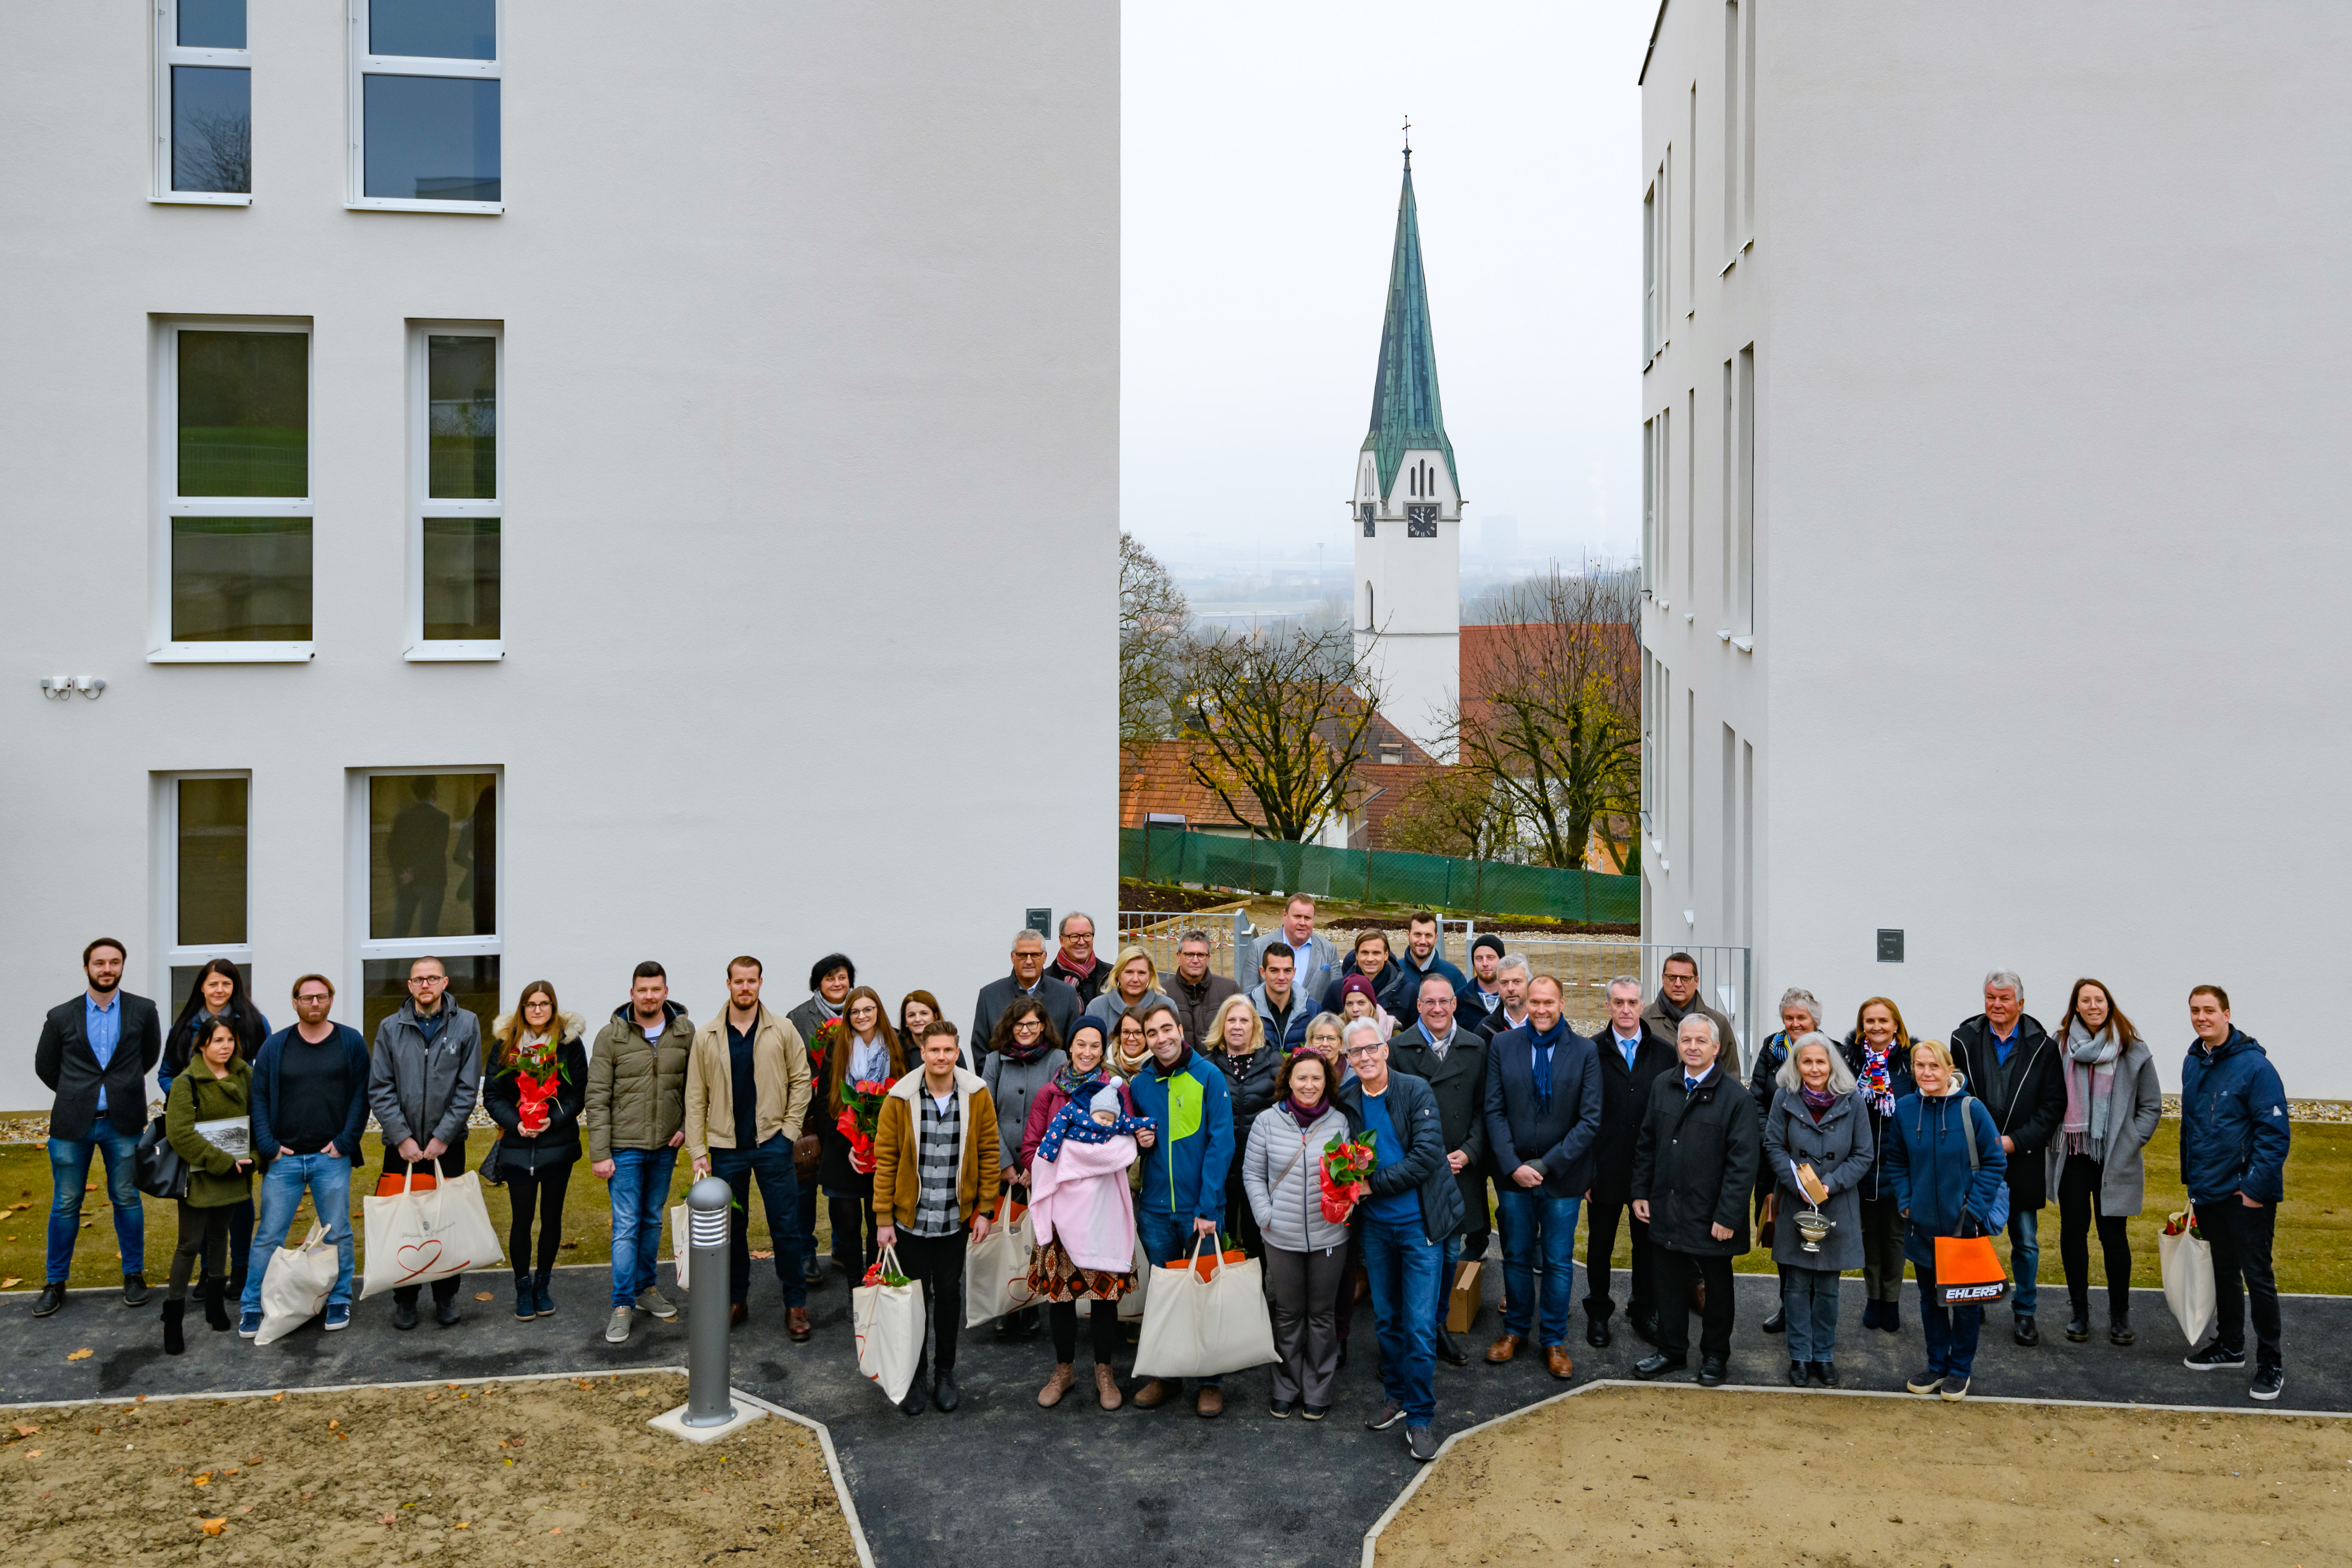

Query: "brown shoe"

xmin=788 ymin=1307 xmax=811 ymax=1342
xmin=1545 ymin=1344 xmax=1575 ymax=1380
xmin=1038 ymin=1363 xmax=1076 ymax=1408
xmin=1195 ymin=1387 xmax=1224 ymax=1419
xmin=729 ymin=1302 xmax=747 ymax=1329
xmin=1131 ymin=1377 xmax=1172 ymax=1409
xmin=1486 ymin=1333 xmax=1523 ymax=1364
xmin=1095 ymin=1364 xmax=1123 ymax=1410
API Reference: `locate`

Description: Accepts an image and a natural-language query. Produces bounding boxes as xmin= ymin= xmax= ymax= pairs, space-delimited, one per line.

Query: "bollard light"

xmin=648 ymin=1173 xmax=765 ymax=1444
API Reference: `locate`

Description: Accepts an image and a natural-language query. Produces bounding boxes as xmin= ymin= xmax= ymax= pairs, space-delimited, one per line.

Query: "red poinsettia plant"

xmin=510 ymin=1032 xmax=570 ymax=1136
xmin=810 ymin=1017 xmax=849 ymax=1083
xmin=836 ymin=1075 xmax=898 ymax=1175
xmin=1319 ymin=1128 xmax=1378 ymax=1224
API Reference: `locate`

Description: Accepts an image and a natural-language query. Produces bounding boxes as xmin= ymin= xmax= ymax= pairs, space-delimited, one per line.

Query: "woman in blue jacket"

xmin=1884 ymin=1038 xmax=2006 ymax=1401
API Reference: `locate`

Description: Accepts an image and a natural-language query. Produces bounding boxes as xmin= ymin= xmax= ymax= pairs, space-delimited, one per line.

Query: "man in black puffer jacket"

xmin=1948 ymin=969 xmax=2063 ymax=1347
xmin=1630 ymin=1013 xmax=1759 ymax=1387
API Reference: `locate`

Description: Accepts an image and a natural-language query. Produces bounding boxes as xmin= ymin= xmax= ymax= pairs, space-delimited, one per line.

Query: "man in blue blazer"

xmin=32 ymin=938 xmax=163 ymax=1318
xmin=1480 ymin=975 xmax=1603 ymax=1377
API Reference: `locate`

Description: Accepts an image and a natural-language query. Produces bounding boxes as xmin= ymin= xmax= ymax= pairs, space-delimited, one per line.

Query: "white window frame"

xmin=153 ymin=0 xmax=253 ymax=207
xmin=406 ymin=322 xmax=504 ymax=660
xmin=346 ymin=765 xmax=504 ymax=1002
xmin=154 ymin=769 xmax=255 ymax=998
xmin=347 ymin=0 xmax=503 ymax=215
xmin=151 ymin=317 xmax=315 ymax=664
xmin=1641 ymin=181 xmax=1657 ymax=365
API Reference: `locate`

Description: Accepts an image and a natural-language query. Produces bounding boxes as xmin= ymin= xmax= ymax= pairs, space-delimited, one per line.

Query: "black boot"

xmin=2065 ymin=1303 xmax=2091 ymax=1342
xmin=1434 ymin=1326 xmax=1469 ymax=1366
xmin=533 ymin=1268 xmax=557 ymax=1318
xmin=200 ymin=1278 xmax=231 ymax=1332
xmin=2108 ymin=1310 xmax=2135 ymax=1347
xmin=514 ymin=1275 xmax=536 ymax=1321
xmin=228 ymin=1264 xmax=248 ymax=1303
xmin=162 ymin=1299 xmax=187 ymax=1355
xmin=1761 ymin=1303 xmax=1786 ymax=1334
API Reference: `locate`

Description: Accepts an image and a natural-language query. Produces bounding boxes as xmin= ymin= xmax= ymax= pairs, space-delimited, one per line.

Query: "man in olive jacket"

xmin=588 ymin=961 xmax=693 ymax=1342
xmin=1387 ymin=972 xmax=1489 ymax=1368
xmin=1630 ymin=1013 xmax=1759 ymax=1387
xmin=1948 ymin=969 xmax=2064 ymax=1345
xmin=367 ymin=956 xmax=484 ymax=1330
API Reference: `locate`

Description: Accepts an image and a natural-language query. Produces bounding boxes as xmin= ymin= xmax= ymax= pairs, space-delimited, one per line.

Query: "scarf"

xmin=1799 ymin=1083 xmax=1839 ymax=1121
xmin=1281 ymin=1094 xmax=1328 ymax=1128
xmin=1528 ymin=1018 xmax=1567 ymax=1112
xmin=1034 ymin=1093 xmax=1153 ymax=1165
xmin=2061 ymin=1020 xmax=2123 ymax=1160
xmin=1053 ymin=951 xmax=1096 ymax=986
xmin=849 ymin=1031 xmax=889 ymax=1084
xmin=996 ymin=1024 xmax=1055 ymax=1067
xmin=1051 ymin=1062 xmax=1112 ymax=1103
xmin=1858 ymin=1041 xmax=1897 ymax=1116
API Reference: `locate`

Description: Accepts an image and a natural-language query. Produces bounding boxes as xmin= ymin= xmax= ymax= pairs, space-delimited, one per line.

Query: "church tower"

xmin=1352 ymin=133 xmax=1461 ymax=760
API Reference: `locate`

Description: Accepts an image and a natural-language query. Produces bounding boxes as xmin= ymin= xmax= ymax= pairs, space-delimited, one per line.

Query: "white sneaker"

xmin=635 ymin=1286 xmax=677 ymax=1321
xmin=605 ymin=1305 xmax=633 ymax=1344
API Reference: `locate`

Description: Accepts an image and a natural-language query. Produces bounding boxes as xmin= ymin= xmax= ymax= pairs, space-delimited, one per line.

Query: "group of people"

xmin=27 ymin=900 xmax=2296 ymax=1429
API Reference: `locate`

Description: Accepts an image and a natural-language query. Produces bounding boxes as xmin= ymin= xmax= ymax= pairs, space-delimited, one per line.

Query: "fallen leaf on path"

xmin=200 ymin=1518 xmax=226 ymax=1535
xmin=65 ymin=1349 xmax=92 ymax=1361
xmin=475 ymin=1291 xmax=493 ymax=1301
xmin=327 ymin=1419 xmax=339 ymax=1429
xmin=270 ymin=1393 xmax=284 ymax=1402
xmin=12 ymin=1425 xmax=38 ymax=1437
xmin=549 ymin=1527 xmax=562 ymax=1535
xmin=379 ymin=1511 xmax=397 ymax=1526
xmin=23 ymin=1449 xmax=42 ymax=1458
xmin=192 ymin=1473 xmax=211 ymax=1486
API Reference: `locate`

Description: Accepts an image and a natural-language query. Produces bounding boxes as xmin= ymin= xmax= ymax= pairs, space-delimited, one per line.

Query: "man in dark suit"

xmin=1388 ymin=973 xmax=1491 ymax=1368
xmin=1583 ymin=975 xmax=1677 ymax=1348
xmin=1480 ymin=974 xmax=1603 ymax=1379
xmin=33 ymin=938 xmax=164 ymax=1316
xmin=971 ymin=929 xmax=1082 ymax=1051
xmin=1948 ymin=968 xmax=2064 ymax=1346
xmin=783 ymin=953 xmax=855 ymax=1290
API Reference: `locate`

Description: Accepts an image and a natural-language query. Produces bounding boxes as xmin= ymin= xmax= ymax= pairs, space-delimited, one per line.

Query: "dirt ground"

xmin=1376 ymin=1385 xmax=2351 ymax=1568
xmin=0 ymin=1372 xmax=857 ymax=1567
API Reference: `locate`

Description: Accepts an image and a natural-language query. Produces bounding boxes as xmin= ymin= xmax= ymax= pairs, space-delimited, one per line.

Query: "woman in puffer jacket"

xmin=1242 ymin=1049 xmax=1353 ymax=1421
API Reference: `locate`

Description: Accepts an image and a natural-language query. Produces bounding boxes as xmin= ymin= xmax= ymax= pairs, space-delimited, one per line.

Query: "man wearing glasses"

xmin=239 ymin=974 xmax=371 ymax=1336
xmin=1049 ymin=912 xmax=1114 ymax=1004
xmin=367 ymin=955 xmax=484 ymax=1330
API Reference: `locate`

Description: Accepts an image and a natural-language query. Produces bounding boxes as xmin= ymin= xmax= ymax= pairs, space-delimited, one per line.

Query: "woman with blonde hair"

xmin=1840 ymin=996 xmax=1918 ymax=1331
xmin=1084 ymin=945 xmax=1172 ymax=1028
xmin=1885 ymin=1037 xmax=2006 ymax=1400
xmin=1207 ymin=993 xmax=1280 ymax=1257
xmin=817 ymin=985 xmax=905 ymax=1281
xmin=485 ymin=980 xmax=588 ymax=1321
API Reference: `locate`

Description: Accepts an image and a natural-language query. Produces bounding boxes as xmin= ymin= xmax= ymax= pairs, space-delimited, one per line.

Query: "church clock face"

xmin=1360 ymin=502 xmax=1376 ymax=536
xmin=1407 ymin=504 xmax=1438 ymax=538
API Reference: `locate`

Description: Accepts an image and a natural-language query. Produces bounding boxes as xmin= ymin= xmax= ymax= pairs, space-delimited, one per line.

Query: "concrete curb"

xmin=1357 ymin=1376 xmax=2352 ymax=1568
xmin=0 ymin=1363 xmax=877 ymax=1568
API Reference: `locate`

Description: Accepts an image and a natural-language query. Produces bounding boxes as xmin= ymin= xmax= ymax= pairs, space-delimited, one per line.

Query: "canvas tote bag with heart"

xmin=361 ymin=1168 xmax=504 ymax=1298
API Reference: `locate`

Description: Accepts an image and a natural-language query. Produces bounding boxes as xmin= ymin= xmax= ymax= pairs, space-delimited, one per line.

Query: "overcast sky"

xmin=1122 ymin=0 xmax=1647 ymax=573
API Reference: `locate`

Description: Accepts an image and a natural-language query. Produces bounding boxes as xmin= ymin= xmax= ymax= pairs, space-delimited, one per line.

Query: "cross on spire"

xmin=1402 ymin=115 xmax=1412 ymax=167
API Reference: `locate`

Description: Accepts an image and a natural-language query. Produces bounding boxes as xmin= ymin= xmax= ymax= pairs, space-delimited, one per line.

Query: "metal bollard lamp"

xmin=683 ymin=1173 xmax=738 ymax=1426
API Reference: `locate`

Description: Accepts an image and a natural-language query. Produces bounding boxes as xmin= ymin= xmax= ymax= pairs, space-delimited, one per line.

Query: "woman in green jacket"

xmin=162 ymin=1018 xmax=256 ymax=1353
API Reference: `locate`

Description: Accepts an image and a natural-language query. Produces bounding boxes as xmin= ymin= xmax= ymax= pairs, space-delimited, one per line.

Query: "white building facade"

xmin=1637 ymin=0 xmax=2352 ymax=1094
xmin=0 ymin=1 xmax=1118 ymax=1104
xmin=1353 ymin=148 xmax=1461 ymax=761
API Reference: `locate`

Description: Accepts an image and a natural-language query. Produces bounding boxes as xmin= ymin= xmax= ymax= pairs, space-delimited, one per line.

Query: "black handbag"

xmin=135 ymin=1114 xmax=191 ymax=1200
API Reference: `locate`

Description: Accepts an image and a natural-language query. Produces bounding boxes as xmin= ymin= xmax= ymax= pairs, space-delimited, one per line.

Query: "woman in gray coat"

xmin=1761 ymin=1033 xmax=1874 ymax=1387
xmin=1241 ymin=1049 xmax=1353 ymax=1420
xmin=983 ymin=997 xmax=1067 ymax=1341
xmin=2045 ymin=979 xmax=2164 ymax=1346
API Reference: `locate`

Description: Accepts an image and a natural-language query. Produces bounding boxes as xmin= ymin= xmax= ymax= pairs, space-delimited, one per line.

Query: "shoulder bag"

xmin=135 ymin=1113 xmax=190 ymax=1200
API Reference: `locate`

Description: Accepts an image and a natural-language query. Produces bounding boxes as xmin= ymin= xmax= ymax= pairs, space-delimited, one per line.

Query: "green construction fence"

xmin=1120 ymin=826 xmax=1640 ymax=925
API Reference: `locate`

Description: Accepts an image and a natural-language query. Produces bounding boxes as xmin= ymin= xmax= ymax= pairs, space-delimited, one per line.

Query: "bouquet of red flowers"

xmin=810 ymin=1017 xmax=849 ymax=1083
xmin=510 ymin=1031 xmax=569 ymax=1135
xmin=1319 ymin=1129 xmax=1377 ymax=1224
xmin=835 ymin=1076 xmax=897 ymax=1175
xmin=2160 ymin=1210 xmax=2203 ymax=1241
xmin=860 ymin=1257 xmax=911 ymax=1287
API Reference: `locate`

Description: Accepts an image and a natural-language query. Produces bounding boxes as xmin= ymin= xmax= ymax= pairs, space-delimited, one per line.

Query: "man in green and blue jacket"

xmin=1124 ymin=998 xmax=1236 ymax=1416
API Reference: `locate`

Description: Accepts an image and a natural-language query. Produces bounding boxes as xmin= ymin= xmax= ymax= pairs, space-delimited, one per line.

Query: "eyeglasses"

xmin=295 ymin=992 xmax=333 ymax=1003
xmin=1342 ymin=1045 xmax=1382 ymax=1059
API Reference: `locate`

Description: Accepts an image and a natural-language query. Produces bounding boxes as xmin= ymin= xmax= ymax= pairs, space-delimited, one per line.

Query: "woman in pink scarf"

xmin=1021 ymin=1018 xmax=1148 ymax=1411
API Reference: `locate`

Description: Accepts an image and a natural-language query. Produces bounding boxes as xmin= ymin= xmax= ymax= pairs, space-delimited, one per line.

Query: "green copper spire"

xmin=1361 ymin=144 xmax=1458 ymax=501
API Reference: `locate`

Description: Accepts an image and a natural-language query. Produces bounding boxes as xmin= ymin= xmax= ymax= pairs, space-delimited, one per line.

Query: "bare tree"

xmin=1382 ymin=764 xmax=1513 ymax=861
xmin=1119 ymin=532 xmax=1190 ymax=745
xmin=1178 ymin=622 xmax=1387 ymax=842
xmin=1438 ymin=560 xmax=1642 ymax=873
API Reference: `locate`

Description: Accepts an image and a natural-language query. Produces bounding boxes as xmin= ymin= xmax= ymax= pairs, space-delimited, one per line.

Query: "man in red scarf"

xmin=1051 ymin=913 xmax=1113 ymax=1004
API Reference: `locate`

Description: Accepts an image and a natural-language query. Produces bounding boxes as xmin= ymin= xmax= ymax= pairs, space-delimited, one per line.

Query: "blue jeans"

xmin=1916 ymin=1264 xmax=1985 ymax=1377
xmin=1495 ymin=1188 xmax=1582 ymax=1348
xmin=1781 ymin=1265 xmax=1841 ymax=1363
xmin=1137 ymin=1207 xmax=1221 ymax=1389
xmin=796 ymin=1181 xmax=821 ymax=1277
xmin=47 ymin=1124 xmax=145 ymax=1284
xmin=712 ymin=1137 xmax=805 ymax=1308
xmin=2006 ymin=1206 xmax=2040 ymax=1316
xmin=1359 ymin=1212 xmax=1441 ymax=1426
xmin=239 ymin=1153 xmax=354 ymax=1315
xmin=607 ymin=1146 xmax=679 ymax=1307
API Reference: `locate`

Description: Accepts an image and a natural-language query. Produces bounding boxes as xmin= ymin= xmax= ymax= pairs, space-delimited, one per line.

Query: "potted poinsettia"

xmin=1319 ymin=1127 xmax=1377 ymax=1224
xmin=810 ymin=1017 xmax=849 ymax=1084
xmin=836 ymin=1075 xmax=897 ymax=1175
xmin=512 ymin=1030 xmax=569 ymax=1135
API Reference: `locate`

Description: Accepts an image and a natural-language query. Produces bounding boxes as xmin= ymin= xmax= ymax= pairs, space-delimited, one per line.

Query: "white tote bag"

xmin=853 ymin=1245 xmax=925 ymax=1404
xmin=254 ymin=1222 xmax=340 ymax=1346
xmin=2158 ymin=1210 xmax=2217 ymax=1349
xmin=963 ymin=1196 xmax=1037 ymax=1328
xmin=1118 ymin=1233 xmax=1150 ymax=1322
xmin=668 ymin=1202 xmax=691 ymax=1291
xmin=360 ymin=1170 xmax=504 ymax=1299
xmin=1132 ymin=1239 xmax=1278 ymax=1380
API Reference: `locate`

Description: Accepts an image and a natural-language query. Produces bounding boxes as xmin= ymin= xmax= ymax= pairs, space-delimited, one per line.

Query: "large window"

xmin=160 ymin=773 xmax=251 ymax=1002
xmin=155 ymin=0 xmax=252 ymax=204
xmin=1735 ymin=345 xmax=1756 ymax=640
xmin=350 ymin=0 xmax=502 ymax=213
xmin=156 ymin=322 xmax=312 ymax=661
xmin=353 ymin=769 xmax=500 ymax=1037
xmin=409 ymin=325 xmax=502 ymax=656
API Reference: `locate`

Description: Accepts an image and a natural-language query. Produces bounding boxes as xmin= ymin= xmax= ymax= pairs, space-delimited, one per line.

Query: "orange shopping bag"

xmin=1930 ymin=1233 xmax=2008 ymax=1308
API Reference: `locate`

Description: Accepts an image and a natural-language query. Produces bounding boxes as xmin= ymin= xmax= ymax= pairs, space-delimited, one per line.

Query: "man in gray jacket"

xmin=368 ymin=955 xmax=484 ymax=1330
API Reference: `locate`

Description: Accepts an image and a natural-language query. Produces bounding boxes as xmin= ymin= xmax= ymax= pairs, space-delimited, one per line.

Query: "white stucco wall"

xmin=0 ymin=3 xmax=1118 ymax=1109
xmin=1641 ymin=1 xmax=2352 ymax=1093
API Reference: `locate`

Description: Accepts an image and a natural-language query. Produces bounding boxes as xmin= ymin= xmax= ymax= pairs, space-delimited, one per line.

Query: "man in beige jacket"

xmin=686 ymin=956 xmax=814 ymax=1338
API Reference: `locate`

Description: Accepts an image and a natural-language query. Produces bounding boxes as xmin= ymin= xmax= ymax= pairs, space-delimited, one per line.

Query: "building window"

xmin=1360 ymin=502 xmax=1376 ymax=537
xmin=155 ymin=0 xmax=252 ymax=204
xmin=1378 ymin=743 xmax=1403 ymax=766
xmin=1723 ymin=0 xmax=1740 ymax=265
xmin=1364 ymin=581 xmax=1376 ymax=630
xmin=161 ymin=772 xmax=252 ymax=1000
xmin=156 ymin=321 xmax=312 ymax=662
xmin=1642 ymin=178 xmax=1659 ymax=360
xmin=1641 ymin=417 xmax=1656 ymax=594
xmin=1640 ymin=651 xmax=1656 ymax=824
xmin=354 ymin=769 xmax=500 ymax=1037
xmin=409 ymin=325 xmax=501 ymax=656
xmin=1736 ymin=345 xmax=1756 ymax=637
xmin=350 ymin=0 xmax=502 ymax=213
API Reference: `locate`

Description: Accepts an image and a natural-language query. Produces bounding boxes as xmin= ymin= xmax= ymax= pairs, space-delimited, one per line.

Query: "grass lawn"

xmin=0 ymin=1130 xmax=818 ymax=1292
xmin=1557 ymin=1119 xmax=2352 ymax=1297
